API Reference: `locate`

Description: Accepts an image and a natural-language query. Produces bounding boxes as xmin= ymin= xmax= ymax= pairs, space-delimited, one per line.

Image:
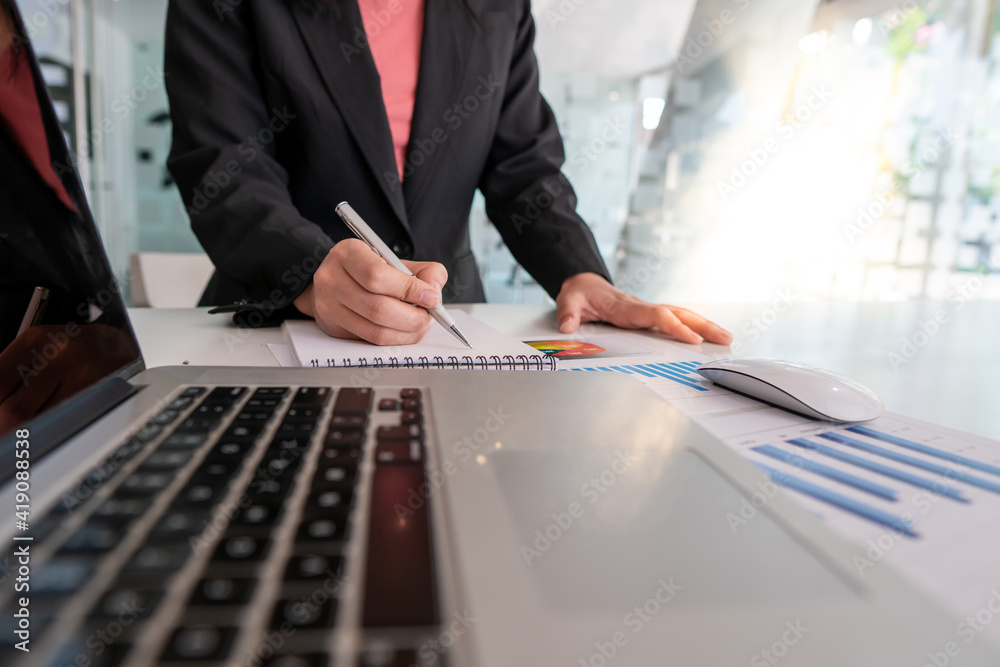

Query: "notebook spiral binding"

xmin=308 ymin=354 xmax=557 ymax=371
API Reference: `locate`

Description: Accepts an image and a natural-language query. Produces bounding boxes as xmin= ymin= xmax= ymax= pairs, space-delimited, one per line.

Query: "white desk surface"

xmin=128 ymin=302 xmax=1000 ymax=441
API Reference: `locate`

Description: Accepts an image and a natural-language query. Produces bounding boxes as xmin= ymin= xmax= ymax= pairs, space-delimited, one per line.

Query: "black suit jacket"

xmin=165 ymin=0 xmax=610 ymax=310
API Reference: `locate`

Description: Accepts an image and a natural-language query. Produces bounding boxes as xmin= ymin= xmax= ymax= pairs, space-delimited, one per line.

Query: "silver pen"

xmin=336 ymin=201 xmax=472 ymax=349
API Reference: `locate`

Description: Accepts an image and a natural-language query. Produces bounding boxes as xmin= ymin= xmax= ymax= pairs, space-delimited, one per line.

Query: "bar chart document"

xmin=545 ymin=331 xmax=1000 ymax=649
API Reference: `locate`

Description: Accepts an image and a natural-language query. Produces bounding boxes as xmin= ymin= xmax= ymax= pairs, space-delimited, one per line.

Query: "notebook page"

xmin=283 ymin=310 xmax=543 ymax=367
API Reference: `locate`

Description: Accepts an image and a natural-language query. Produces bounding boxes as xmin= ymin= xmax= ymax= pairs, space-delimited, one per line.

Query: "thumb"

xmin=556 ymin=293 xmax=585 ymax=334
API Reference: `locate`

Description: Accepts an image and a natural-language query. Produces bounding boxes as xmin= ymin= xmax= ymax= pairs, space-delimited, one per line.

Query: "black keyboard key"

xmin=177 ymin=416 xmax=221 ymax=433
xmin=195 ymin=403 xmax=231 ymax=417
xmin=213 ymin=536 xmax=270 ymax=562
xmin=268 ymin=435 xmax=311 ymax=455
xmin=89 ymin=588 xmax=163 ymax=620
xmin=174 ymin=481 xmax=227 ymax=507
xmin=149 ymin=511 xmax=208 ymax=542
xmin=307 ymin=489 xmax=353 ymax=512
xmin=363 ymin=465 xmax=436 ymax=627
xmin=189 ymin=578 xmax=256 ymax=605
xmin=162 ymin=625 xmax=237 ymax=661
xmin=159 ymin=433 xmax=209 ymax=450
xmin=400 ymin=411 xmax=422 ymax=425
xmin=325 ymin=429 xmax=365 ymax=447
xmin=167 ymin=395 xmax=194 ymax=411
xmin=246 ymin=397 xmax=283 ymax=409
xmin=291 ymin=387 xmax=332 ymax=406
xmin=192 ymin=460 xmax=241 ymax=483
xmin=135 ymin=422 xmax=163 ymax=442
xmin=401 ymin=398 xmax=421 ymax=411
xmin=208 ymin=439 xmax=256 ymax=463
xmin=205 ymin=386 xmax=247 ymax=403
xmin=259 ymin=455 xmax=303 ymax=480
xmin=109 ymin=436 xmax=147 ymax=462
xmin=254 ymin=387 xmax=289 ymax=397
xmin=226 ymin=423 xmax=265 ymax=439
xmin=318 ymin=446 xmax=361 ymax=465
xmin=124 ymin=546 xmax=190 ymax=577
xmin=117 ymin=472 xmax=172 ymax=497
xmin=271 ymin=597 xmax=337 ymax=630
xmin=33 ymin=558 xmax=95 ymax=595
xmin=180 ymin=386 xmax=207 ymax=398
xmin=247 ymin=477 xmax=295 ymax=503
xmin=297 ymin=513 xmax=349 ymax=543
xmin=376 ymin=424 xmax=423 ymax=441
xmin=332 ymin=388 xmax=372 ymax=415
xmin=329 ymin=415 xmax=366 ymax=429
xmin=284 ymin=555 xmax=343 ymax=582
xmin=312 ymin=465 xmax=358 ymax=490
xmin=232 ymin=503 xmax=283 ymax=528
xmin=261 ymin=654 xmax=328 ymax=667
xmin=284 ymin=405 xmax=323 ymax=422
xmin=400 ymin=388 xmax=421 ymax=399
xmin=92 ymin=497 xmax=152 ymax=527
xmin=277 ymin=421 xmax=317 ymax=436
xmin=378 ymin=399 xmax=399 ymax=411
xmin=138 ymin=449 xmax=194 ymax=471
xmin=234 ymin=410 xmax=276 ymax=425
xmin=152 ymin=409 xmax=180 ymax=425
xmin=375 ymin=440 xmax=424 ymax=465
xmin=59 ymin=523 xmax=122 ymax=554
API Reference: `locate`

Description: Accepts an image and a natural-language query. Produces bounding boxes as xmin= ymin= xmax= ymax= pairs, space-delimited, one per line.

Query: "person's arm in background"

xmin=165 ymin=0 xmax=444 ymax=345
xmin=479 ymin=1 xmax=731 ymax=345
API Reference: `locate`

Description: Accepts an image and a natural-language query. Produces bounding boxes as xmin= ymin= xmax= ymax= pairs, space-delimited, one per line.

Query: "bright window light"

xmin=853 ymin=18 xmax=873 ymax=45
xmin=642 ymin=97 xmax=666 ymax=130
xmin=798 ymin=31 xmax=827 ymax=54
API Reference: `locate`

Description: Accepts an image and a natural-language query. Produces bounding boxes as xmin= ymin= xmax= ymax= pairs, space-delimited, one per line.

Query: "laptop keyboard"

xmin=1 ymin=385 xmax=445 ymax=667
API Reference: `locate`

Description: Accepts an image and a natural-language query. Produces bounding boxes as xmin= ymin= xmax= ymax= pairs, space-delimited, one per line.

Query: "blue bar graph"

xmin=787 ymin=438 xmax=969 ymax=503
xmin=754 ymin=463 xmax=918 ymax=538
xmin=819 ymin=433 xmax=1000 ymax=496
xmin=562 ymin=360 xmax=709 ymax=392
xmin=846 ymin=426 xmax=1000 ymax=478
xmin=632 ymin=364 xmax=706 ymax=390
xmin=752 ymin=445 xmax=898 ymax=500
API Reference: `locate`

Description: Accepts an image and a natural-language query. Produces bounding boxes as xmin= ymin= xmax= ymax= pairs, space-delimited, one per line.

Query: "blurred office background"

xmin=17 ymin=0 xmax=1000 ymax=306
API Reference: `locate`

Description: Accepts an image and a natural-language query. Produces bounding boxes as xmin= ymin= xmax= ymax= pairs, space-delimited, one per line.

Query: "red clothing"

xmin=358 ymin=0 xmax=425 ymax=181
xmin=0 ymin=45 xmax=76 ymax=212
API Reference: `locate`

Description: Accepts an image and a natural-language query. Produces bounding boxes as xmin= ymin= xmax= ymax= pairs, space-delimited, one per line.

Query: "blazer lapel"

xmin=289 ymin=0 xmax=409 ymax=229
xmin=403 ymin=0 xmax=476 ymax=214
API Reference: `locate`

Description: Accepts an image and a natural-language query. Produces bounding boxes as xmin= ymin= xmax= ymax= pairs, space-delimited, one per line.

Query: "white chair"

xmin=130 ymin=252 xmax=215 ymax=308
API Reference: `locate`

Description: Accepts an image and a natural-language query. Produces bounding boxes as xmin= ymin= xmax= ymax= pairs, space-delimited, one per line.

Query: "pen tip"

xmin=453 ymin=327 xmax=473 ymax=349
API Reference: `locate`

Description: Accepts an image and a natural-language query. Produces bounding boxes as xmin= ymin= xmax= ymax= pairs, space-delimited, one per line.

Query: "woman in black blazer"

xmin=165 ymin=0 xmax=732 ymax=346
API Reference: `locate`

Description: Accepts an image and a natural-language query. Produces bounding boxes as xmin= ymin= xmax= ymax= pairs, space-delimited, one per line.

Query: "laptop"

xmin=2 ymin=16 xmax=997 ymax=667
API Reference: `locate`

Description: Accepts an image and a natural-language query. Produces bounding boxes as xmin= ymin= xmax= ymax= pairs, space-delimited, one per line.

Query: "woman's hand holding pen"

xmin=293 ymin=239 xmax=449 ymax=346
xmin=555 ymin=272 xmax=733 ymax=346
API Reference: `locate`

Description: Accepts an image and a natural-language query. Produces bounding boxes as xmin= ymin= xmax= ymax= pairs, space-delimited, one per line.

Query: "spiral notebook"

xmin=282 ymin=310 xmax=557 ymax=370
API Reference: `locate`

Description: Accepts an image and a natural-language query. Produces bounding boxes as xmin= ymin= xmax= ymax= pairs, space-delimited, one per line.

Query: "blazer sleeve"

xmin=478 ymin=0 xmax=612 ymax=299
xmin=164 ymin=0 xmax=333 ymax=308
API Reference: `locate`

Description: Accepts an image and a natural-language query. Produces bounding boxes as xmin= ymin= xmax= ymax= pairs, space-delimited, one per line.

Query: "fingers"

xmin=311 ymin=241 xmax=442 ymax=346
xmin=669 ymin=307 xmax=733 ymax=345
xmin=615 ymin=301 xmax=705 ymax=345
xmin=315 ymin=298 xmax=435 ymax=346
xmin=405 ymin=260 xmax=448 ymax=293
xmin=556 ymin=289 xmax=588 ymax=333
xmin=337 ymin=240 xmax=441 ymax=308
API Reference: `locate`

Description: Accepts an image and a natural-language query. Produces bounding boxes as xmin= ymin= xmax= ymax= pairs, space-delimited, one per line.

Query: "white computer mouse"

xmin=695 ymin=357 xmax=883 ymax=423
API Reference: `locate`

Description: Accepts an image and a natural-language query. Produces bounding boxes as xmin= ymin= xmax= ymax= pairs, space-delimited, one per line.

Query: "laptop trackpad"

xmin=492 ymin=448 xmax=857 ymax=610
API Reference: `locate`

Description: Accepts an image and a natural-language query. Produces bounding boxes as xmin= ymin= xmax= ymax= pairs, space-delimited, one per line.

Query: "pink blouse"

xmin=358 ymin=0 xmax=426 ymax=182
